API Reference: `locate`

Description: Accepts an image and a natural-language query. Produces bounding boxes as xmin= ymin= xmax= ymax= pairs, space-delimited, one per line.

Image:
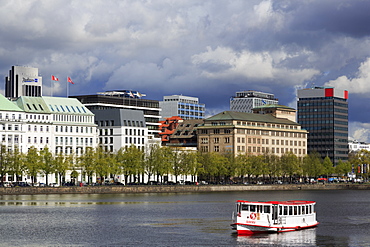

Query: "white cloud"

xmin=191 ymin=46 xmax=319 ymax=85
xmin=349 ymin=121 xmax=370 ymax=143
xmin=324 ymin=57 xmax=370 ymax=94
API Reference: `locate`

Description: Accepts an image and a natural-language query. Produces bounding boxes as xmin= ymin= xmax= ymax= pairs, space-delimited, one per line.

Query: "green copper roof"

xmin=206 ymin=111 xmax=299 ymax=125
xmin=15 ymin=96 xmax=51 ymax=113
xmin=0 ymin=94 xmax=23 ymax=112
xmin=15 ymin=96 xmax=93 ymax=115
xmin=253 ymin=104 xmax=295 ymax=110
xmin=43 ymin=96 xmax=94 ymax=115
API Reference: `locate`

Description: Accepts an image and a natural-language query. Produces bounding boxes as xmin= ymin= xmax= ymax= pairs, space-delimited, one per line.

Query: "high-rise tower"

xmin=297 ymin=87 xmax=348 ymax=164
xmin=5 ymin=66 xmax=42 ymax=98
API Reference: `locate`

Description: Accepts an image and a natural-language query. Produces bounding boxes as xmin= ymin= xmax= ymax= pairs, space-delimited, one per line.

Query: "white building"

xmin=5 ymin=66 xmax=43 ymax=98
xmin=230 ymin=90 xmax=278 ymax=113
xmin=349 ymin=140 xmax=370 ymax=152
xmin=0 ymin=94 xmax=98 ymax=185
xmin=159 ymin=95 xmax=205 ymax=120
xmin=93 ymin=108 xmax=149 ymax=152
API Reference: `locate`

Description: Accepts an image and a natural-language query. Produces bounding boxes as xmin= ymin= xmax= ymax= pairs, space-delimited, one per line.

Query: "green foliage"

xmin=0 ymin=144 xmax=357 ymax=185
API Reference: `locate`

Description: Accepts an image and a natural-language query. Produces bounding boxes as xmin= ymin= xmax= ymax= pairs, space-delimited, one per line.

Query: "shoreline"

xmin=0 ymin=183 xmax=369 ymax=195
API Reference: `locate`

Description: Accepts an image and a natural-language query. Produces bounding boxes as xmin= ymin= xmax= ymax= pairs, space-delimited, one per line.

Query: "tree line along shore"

xmin=0 ymin=144 xmax=367 ymax=187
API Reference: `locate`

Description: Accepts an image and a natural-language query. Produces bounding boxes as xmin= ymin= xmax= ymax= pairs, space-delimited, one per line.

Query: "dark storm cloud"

xmin=0 ymin=0 xmax=370 ymax=140
xmin=286 ymin=1 xmax=370 ymax=38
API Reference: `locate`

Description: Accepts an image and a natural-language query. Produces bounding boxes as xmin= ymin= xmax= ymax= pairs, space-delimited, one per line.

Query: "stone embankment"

xmin=0 ymin=183 xmax=369 ymax=195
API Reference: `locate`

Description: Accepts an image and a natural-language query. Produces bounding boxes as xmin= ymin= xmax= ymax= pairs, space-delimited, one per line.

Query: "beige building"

xmin=197 ymin=105 xmax=307 ymax=157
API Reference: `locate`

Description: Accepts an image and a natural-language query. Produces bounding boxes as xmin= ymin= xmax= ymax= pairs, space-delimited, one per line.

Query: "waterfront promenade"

xmin=0 ymin=183 xmax=369 ymax=195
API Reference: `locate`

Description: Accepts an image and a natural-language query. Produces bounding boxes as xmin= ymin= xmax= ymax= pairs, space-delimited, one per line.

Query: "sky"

xmin=1 ymin=0 xmax=370 ymax=141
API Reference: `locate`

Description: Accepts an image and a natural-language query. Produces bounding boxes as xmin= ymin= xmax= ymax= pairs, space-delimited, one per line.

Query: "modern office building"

xmin=160 ymin=95 xmax=205 ymax=120
xmin=70 ymin=90 xmax=161 ymax=144
xmin=93 ymin=108 xmax=148 ymax=152
xmin=5 ymin=66 xmax=43 ymax=98
xmin=197 ymin=106 xmax=307 ymax=157
xmin=230 ymin=90 xmax=278 ymax=113
xmin=297 ymin=87 xmax=349 ymax=164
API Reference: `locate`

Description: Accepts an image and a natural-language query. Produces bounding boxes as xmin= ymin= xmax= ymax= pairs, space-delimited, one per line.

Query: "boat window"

xmin=250 ymin=205 xmax=256 ymax=212
xmin=298 ymin=206 xmax=301 ymax=215
xmin=263 ymin=206 xmax=271 ymax=214
xmin=284 ymin=206 xmax=288 ymax=215
xmin=279 ymin=206 xmax=283 ymax=215
xmin=302 ymin=206 xmax=305 ymax=215
xmin=306 ymin=205 xmax=309 ymax=214
xmin=241 ymin=204 xmax=249 ymax=211
xmin=257 ymin=205 xmax=261 ymax=213
xmin=289 ymin=206 xmax=293 ymax=215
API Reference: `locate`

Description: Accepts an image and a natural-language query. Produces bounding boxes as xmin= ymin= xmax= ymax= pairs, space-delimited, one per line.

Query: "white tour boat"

xmin=231 ymin=200 xmax=319 ymax=235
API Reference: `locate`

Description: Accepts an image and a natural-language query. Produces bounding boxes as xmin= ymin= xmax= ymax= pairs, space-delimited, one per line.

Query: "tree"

xmin=322 ymin=156 xmax=334 ymax=180
xmin=54 ymin=153 xmax=71 ymax=185
xmin=234 ymin=154 xmax=248 ymax=183
xmin=335 ymin=160 xmax=352 ymax=178
xmin=117 ymin=145 xmax=144 ymax=184
xmin=302 ymin=152 xmax=323 ymax=181
xmin=143 ymin=144 xmax=161 ymax=184
xmin=8 ymin=146 xmax=25 ymax=185
xmin=155 ymin=146 xmax=174 ymax=183
xmin=94 ymin=147 xmax=113 ymax=184
xmin=181 ymin=151 xmax=200 ymax=183
xmin=249 ymin=155 xmax=265 ymax=183
xmin=39 ymin=146 xmax=55 ymax=186
xmin=281 ymin=152 xmax=300 ymax=183
xmin=79 ymin=147 xmax=96 ymax=184
xmin=264 ymin=153 xmax=281 ymax=182
xmin=24 ymin=146 xmax=40 ymax=185
xmin=0 ymin=145 xmax=9 ymax=185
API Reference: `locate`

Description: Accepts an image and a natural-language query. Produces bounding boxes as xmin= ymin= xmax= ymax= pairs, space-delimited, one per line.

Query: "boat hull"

xmin=232 ymin=222 xmax=319 ymax=235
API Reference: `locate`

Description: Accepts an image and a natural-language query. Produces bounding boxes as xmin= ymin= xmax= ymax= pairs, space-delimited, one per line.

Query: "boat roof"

xmin=236 ymin=200 xmax=316 ymax=205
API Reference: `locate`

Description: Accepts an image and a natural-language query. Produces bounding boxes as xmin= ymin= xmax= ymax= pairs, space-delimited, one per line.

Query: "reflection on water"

xmin=0 ymin=200 xmax=161 ymax=206
xmin=236 ymin=228 xmax=317 ymax=247
xmin=0 ymin=191 xmax=369 ymax=246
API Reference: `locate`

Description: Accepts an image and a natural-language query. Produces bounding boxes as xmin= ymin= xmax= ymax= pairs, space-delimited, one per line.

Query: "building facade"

xmin=5 ymin=66 xmax=43 ymax=98
xmin=93 ymin=108 xmax=148 ymax=152
xmin=197 ymin=110 xmax=307 ymax=157
xmin=160 ymin=95 xmax=205 ymax=120
xmin=349 ymin=140 xmax=370 ymax=152
xmin=297 ymin=87 xmax=349 ymax=164
xmin=230 ymin=90 xmax=278 ymax=113
xmin=0 ymin=94 xmax=98 ymax=184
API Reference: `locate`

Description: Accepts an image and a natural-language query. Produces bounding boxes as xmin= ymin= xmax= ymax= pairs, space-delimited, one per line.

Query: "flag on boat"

xmin=67 ymin=77 xmax=75 ymax=84
xmin=51 ymin=75 xmax=59 ymax=81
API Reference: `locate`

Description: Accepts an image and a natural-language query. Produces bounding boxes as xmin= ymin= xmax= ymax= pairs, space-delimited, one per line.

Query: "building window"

xmin=224 ymin=137 xmax=230 ymax=143
xmin=214 ymin=138 xmax=219 ymax=144
xmin=214 ymin=146 xmax=219 ymax=152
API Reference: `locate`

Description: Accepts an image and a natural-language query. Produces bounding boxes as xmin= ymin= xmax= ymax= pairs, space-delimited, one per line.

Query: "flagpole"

xmin=51 ymin=76 xmax=53 ymax=97
xmin=67 ymin=76 xmax=69 ymax=98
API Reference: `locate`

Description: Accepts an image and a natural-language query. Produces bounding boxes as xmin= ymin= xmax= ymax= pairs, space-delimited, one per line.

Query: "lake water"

xmin=0 ymin=190 xmax=369 ymax=246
